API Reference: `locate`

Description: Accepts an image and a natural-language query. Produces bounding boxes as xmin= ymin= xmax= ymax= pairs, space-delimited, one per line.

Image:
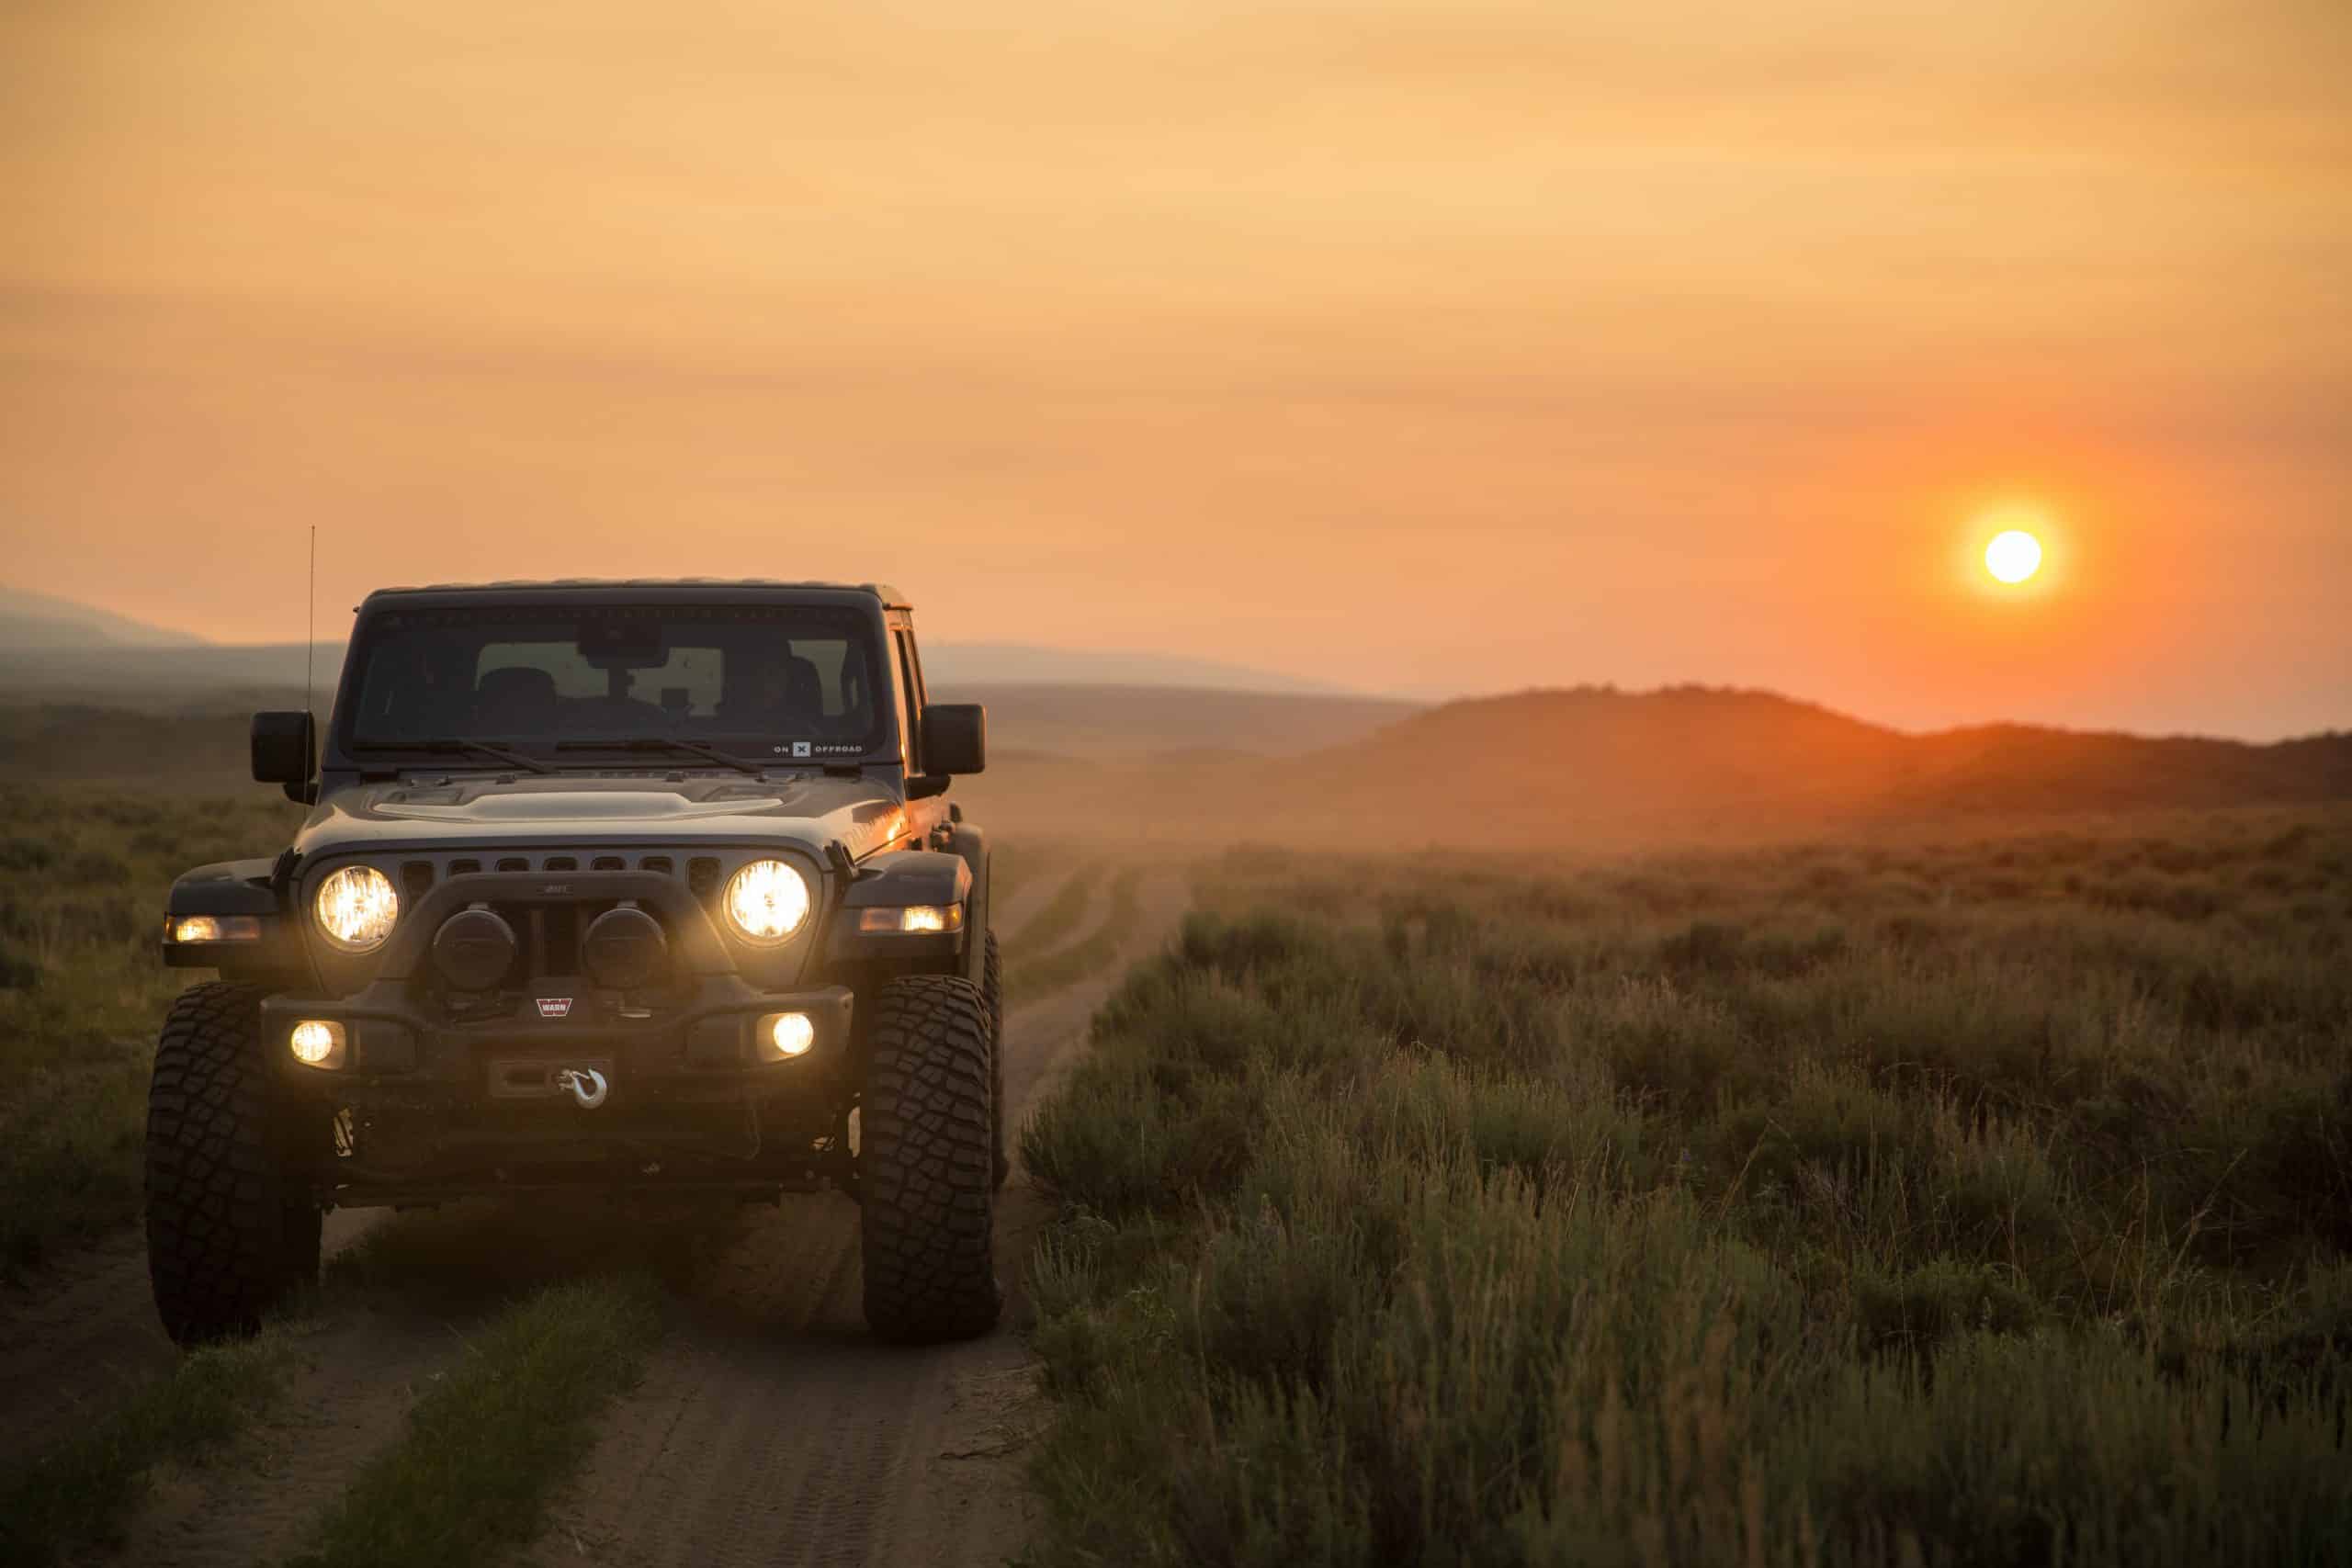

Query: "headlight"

xmin=314 ymin=865 xmax=400 ymax=952
xmin=724 ymin=859 xmax=810 ymax=944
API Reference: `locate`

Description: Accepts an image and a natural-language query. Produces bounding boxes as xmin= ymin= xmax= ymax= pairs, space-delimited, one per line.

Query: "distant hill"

xmin=0 ymin=642 xmax=339 ymax=708
xmin=0 ymin=586 xmax=209 ymax=649
xmin=5 ymin=590 xmax=2343 ymax=840
xmin=1269 ymin=686 xmax=2352 ymax=841
xmin=3 ymin=683 xmax=2343 ymax=845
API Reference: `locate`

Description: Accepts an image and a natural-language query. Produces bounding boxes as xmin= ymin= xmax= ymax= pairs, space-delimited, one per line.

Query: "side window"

xmin=893 ymin=628 xmax=923 ymax=773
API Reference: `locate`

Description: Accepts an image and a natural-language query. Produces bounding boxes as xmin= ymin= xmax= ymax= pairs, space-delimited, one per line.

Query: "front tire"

xmin=859 ymin=975 xmax=1001 ymax=1341
xmin=144 ymin=983 xmax=321 ymax=1346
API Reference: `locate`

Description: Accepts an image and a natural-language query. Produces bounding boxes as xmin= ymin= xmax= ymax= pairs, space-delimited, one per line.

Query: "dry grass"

xmin=0 ymin=784 xmax=297 ymax=1270
xmin=1020 ymin=806 xmax=2352 ymax=1566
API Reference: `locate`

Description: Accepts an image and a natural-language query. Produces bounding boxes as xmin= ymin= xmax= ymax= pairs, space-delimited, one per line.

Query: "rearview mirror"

xmin=252 ymin=710 xmax=316 ymax=785
xmin=921 ymin=704 xmax=986 ymax=776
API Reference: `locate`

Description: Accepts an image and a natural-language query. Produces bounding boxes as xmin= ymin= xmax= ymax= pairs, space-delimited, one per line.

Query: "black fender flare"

xmin=828 ymin=846 xmax=981 ymax=972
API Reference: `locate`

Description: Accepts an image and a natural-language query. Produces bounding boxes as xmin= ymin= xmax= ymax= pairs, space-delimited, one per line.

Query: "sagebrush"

xmin=1022 ymin=807 xmax=2352 ymax=1567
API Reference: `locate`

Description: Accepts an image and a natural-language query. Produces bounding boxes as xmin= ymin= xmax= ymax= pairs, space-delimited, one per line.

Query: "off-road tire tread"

xmin=861 ymin=975 xmax=1001 ymax=1341
xmin=145 ymin=981 xmax=312 ymax=1345
xmin=982 ymin=930 xmax=1007 ymax=1190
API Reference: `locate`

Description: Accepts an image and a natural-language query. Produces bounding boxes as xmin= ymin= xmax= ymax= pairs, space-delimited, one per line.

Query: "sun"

xmin=1984 ymin=528 xmax=2043 ymax=585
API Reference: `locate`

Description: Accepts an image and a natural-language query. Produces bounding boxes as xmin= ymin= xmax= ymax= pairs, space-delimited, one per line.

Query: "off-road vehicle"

xmin=150 ymin=581 xmax=1003 ymax=1345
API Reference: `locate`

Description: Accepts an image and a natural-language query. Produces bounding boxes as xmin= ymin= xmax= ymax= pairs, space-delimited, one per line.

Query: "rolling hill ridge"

xmin=1264 ymin=685 xmax=2352 ymax=841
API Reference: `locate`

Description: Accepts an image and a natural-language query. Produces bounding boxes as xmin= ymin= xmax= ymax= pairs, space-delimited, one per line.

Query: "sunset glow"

xmin=0 ymin=0 xmax=2346 ymax=738
xmin=1984 ymin=529 xmax=2045 ymax=586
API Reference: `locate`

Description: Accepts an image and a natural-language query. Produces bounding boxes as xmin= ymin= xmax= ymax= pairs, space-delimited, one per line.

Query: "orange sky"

xmin=3 ymin=0 xmax=2346 ymax=737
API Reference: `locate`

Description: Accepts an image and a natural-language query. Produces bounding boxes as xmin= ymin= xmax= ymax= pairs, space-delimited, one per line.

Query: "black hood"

xmin=293 ymin=773 xmax=911 ymax=859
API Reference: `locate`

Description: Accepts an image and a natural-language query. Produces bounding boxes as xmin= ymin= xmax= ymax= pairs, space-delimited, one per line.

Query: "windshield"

xmin=341 ymin=603 xmax=888 ymax=759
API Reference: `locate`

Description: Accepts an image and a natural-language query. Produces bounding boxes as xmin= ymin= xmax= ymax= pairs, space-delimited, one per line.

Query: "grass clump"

xmin=288 ymin=1278 xmax=659 ymax=1568
xmin=1021 ymin=807 xmax=2352 ymax=1566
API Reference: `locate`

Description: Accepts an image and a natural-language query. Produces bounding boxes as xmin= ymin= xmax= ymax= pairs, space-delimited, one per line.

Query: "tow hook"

xmin=552 ymin=1066 xmax=609 ymax=1109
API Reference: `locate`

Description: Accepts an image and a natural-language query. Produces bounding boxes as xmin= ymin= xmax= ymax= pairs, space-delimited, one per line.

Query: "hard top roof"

xmin=359 ymin=579 xmax=910 ymax=610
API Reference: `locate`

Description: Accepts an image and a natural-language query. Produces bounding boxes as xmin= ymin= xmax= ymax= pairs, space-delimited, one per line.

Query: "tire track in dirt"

xmin=524 ymin=863 xmax=1188 ymax=1568
xmin=92 ymin=1298 xmax=457 ymax=1567
xmin=0 ymin=1207 xmax=382 ymax=1473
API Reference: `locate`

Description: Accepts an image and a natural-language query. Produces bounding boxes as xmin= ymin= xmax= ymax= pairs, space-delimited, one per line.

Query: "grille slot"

xmin=640 ymin=855 xmax=673 ymax=874
xmin=687 ymin=857 xmax=722 ymax=901
xmin=401 ymin=861 xmax=435 ymax=900
xmin=543 ymin=905 xmax=582 ymax=974
xmin=496 ymin=857 xmax=528 ymax=873
xmin=544 ymin=856 xmax=578 ymax=872
xmin=448 ymin=858 xmax=481 ymax=876
xmin=591 ymin=855 xmax=625 ymax=871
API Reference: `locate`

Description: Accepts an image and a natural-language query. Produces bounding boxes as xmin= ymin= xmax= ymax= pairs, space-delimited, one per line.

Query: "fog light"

xmin=855 ymin=905 xmax=961 ymax=934
xmin=758 ymin=1011 xmax=815 ymax=1061
xmin=288 ymin=1019 xmax=346 ymax=1068
xmin=169 ymin=915 xmax=260 ymax=943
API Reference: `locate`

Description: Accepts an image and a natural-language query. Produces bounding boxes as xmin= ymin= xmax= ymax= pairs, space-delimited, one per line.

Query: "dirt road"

xmin=520 ymin=864 xmax=1186 ymax=1568
xmin=7 ymin=857 xmax=1182 ymax=1568
xmin=0 ymin=1200 xmax=383 ymax=1473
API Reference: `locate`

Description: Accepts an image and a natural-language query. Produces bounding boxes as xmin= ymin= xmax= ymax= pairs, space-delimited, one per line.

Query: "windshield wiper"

xmin=351 ymin=739 xmax=553 ymax=774
xmin=554 ymin=737 xmax=766 ymax=778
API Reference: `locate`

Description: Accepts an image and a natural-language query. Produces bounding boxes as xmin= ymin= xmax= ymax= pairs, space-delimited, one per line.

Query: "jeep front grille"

xmin=302 ymin=848 xmax=821 ymax=995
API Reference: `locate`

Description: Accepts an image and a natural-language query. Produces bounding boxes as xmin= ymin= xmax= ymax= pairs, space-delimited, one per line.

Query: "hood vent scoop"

xmin=374 ymin=792 xmax=786 ymax=824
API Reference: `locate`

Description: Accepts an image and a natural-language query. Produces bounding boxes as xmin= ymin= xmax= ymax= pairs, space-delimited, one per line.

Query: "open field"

xmin=1021 ymin=807 xmax=2352 ymax=1565
xmin=5 ymin=730 xmax=2349 ymax=1564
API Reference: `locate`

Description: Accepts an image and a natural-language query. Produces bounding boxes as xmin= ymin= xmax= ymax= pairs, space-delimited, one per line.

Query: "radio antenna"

xmin=305 ymin=525 xmax=317 ymax=726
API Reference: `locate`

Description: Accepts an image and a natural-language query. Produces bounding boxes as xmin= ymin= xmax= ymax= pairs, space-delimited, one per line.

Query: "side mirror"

xmin=921 ymin=704 xmax=986 ymax=776
xmin=252 ymin=711 xmax=317 ymax=786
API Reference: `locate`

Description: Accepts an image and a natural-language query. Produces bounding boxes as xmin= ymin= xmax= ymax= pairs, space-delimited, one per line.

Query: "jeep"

xmin=150 ymin=581 xmax=1003 ymax=1344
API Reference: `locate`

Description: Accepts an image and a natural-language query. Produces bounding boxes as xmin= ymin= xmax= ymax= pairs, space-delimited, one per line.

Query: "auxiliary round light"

xmin=314 ymin=865 xmax=400 ymax=953
xmin=432 ymin=907 xmax=518 ymax=992
xmin=582 ymin=905 xmax=668 ymax=989
xmin=288 ymin=1020 xmax=345 ymax=1066
xmin=764 ymin=1011 xmax=816 ymax=1059
xmin=724 ymin=859 xmax=810 ymax=944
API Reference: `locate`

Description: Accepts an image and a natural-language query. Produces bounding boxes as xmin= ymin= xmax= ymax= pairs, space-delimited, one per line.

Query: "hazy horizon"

xmin=5 ymin=1 xmax=2346 ymax=740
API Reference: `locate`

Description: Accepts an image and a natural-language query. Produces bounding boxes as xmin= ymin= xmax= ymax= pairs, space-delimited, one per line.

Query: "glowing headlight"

xmin=314 ymin=865 xmax=400 ymax=952
xmin=856 ymin=905 xmax=963 ymax=934
xmin=724 ymin=859 xmax=810 ymax=944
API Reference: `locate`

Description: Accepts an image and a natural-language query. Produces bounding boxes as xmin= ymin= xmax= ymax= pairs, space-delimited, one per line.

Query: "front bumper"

xmin=261 ymin=980 xmax=858 ymax=1203
xmin=259 ymin=980 xmax=855 ymax=1108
